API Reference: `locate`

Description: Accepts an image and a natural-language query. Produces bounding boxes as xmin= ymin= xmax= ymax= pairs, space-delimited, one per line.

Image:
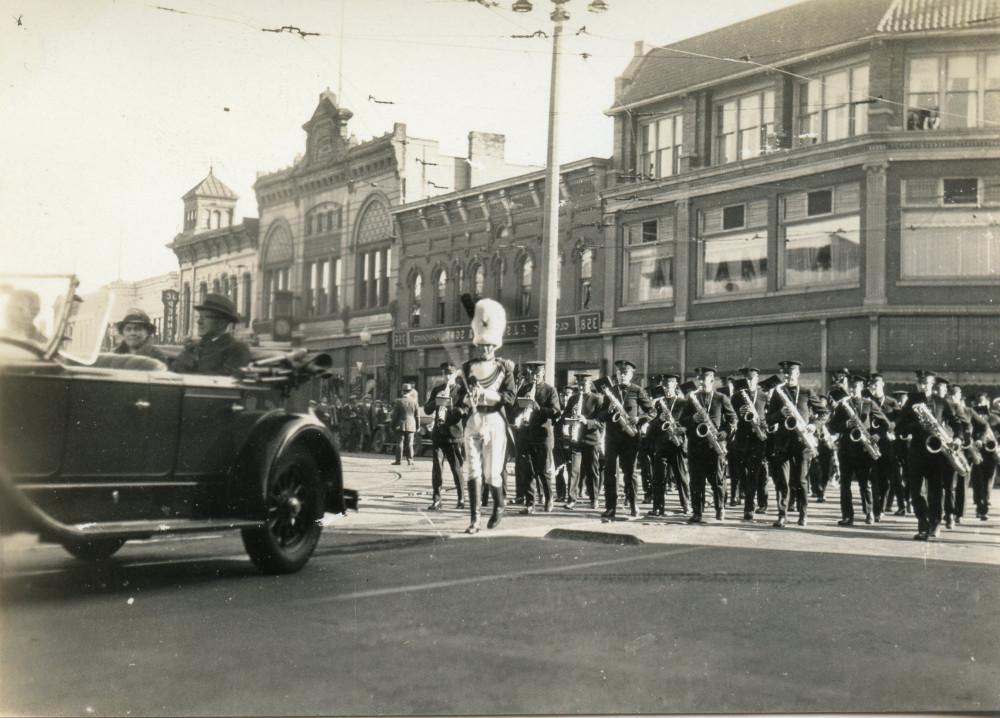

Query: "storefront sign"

xmin=402 ymin=311 xmax=602 ymax=349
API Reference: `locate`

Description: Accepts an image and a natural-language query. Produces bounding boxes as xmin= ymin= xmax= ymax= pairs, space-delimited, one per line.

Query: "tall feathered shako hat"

xmin=461 ymin=293 xmax=506 ymax=348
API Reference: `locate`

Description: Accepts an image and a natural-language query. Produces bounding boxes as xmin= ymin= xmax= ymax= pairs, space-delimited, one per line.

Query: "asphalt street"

xmin=1 ymin=452 xmax=998 ymax=716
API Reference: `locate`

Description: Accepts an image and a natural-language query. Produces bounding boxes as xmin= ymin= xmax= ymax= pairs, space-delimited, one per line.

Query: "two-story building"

xmin=393 ymin=157 xmax=612 ymax=397
xmin=252 ymin=90 xmax=538 ymax=400
xmin=600 ymin=0 xmax=1000 ymax=390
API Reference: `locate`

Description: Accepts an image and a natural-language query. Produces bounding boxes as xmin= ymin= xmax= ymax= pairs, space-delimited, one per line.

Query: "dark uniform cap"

xmin=613 ymin=359 xmax=637 ymax=371
xmin=194 ymin=293 xmax=240 ymax=323
xmin=915 ymin=369 xmax=937 ymax=380
xmin=890 ymin=390 xmax=909 ymax=398
xmin=679 ymin=380 xmax=699 ymax=394
xmin=693 ymin=366 xmax=717 ymax=377
xmin=935 ymin=376 xmax=950 ymax=386
xmin=661 ymin=372 xmax=680 ymax=382
xmin=400 ymin=383 xmax=413 ymax=393
xmin=831 ymin=366 xmax=850 ymax=377
xmin=779 ymin=360 xmax=803 ymax=369
xmin=524 ymin=360 xmax=546 ymax=368
xmin=869 ymin=372 xmax=884 ymax=382
xmin=440 ymin=361 xmax=457 ymax=371
xmin=849 ymin=374 xmax=868 ymax=385
xmin=739 ymin=366 xmax=760 ymax=376
xmin=115 ymin=308 xmax=156 ymax=334
xmin=573 ymin=372 xmax=592 ymax=382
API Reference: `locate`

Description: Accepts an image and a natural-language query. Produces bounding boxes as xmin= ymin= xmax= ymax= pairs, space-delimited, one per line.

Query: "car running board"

xmin=62 ymin=518 xmax=266 ymax=539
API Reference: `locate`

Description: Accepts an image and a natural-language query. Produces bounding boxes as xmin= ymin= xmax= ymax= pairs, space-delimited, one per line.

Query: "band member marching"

xmin=829 ymin=374 xmax=887 ymax=526
xmin=638 ymin=374 xmax=662 ymax=505
xmin=423 ymin=361 xmax=465 ymax=510
xmin=944 ymin=381 xmax=974 ymax=527
xmin=729 ymin=367 xmax=776 ymax=522
xmin=594 ymin=359 xmax=654 ymax=520
xmin=559 ymin=373 xmax=599 ymax=509
xmin=765 ymin=359 xmax=822 ymax=528
xmin=895 ymin=370 xmax=970 ymax=540
xmin=970 ymin=393 xmax=999 ymax=520
xmin=679 ymin=367 xmax=737 ymax=523
xmin=646 ymin=373 xmax=688 ymax=517
xmin=453 ymin=295 xmax=516 ymax=534
xmin=514 ymin=360 xmax=562 ymax=514
xmin=866 ymin=373 xmax=900 ymax=518
xmin=887 ymin=390 xmax=912 ymax=515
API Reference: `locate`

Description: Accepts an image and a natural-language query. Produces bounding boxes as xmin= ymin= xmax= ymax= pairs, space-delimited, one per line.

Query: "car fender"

xmin=231 ymin=410 xmax=354 ymax=518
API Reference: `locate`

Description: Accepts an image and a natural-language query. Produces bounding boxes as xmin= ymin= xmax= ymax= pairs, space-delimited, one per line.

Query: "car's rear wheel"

xmin=62 ymin=538 xmax=127 ymax=561
xmin=242 ymin=445 xmax=326 ymax=574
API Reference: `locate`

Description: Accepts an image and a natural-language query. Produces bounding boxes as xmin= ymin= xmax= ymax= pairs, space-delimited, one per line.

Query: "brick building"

xmin=392 ymin=158 xmax=612 ymax=398
xmin=599 ymin=0 xmax=1000 ymax=390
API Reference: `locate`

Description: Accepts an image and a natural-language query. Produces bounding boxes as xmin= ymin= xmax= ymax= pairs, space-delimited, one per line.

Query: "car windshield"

xmin=0 ymin=274 xmax=112 ymax=364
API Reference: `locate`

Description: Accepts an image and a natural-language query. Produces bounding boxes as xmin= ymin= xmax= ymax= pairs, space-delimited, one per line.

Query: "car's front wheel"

xmin=242 ymin=445 xmax=326 ymax=574
xmin=62 ymin=538 xmax=127 ymax=561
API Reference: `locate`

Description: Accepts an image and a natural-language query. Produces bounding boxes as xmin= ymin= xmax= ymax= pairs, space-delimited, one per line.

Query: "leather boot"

xmin=466 ymin=480 xmax=481 ymax=534
xmin=487 ymin=484 xmax=505 ymax=529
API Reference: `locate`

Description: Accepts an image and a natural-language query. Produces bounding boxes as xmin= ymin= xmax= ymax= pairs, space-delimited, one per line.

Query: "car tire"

xmin=241 ymin=445 xmax=326 ymax=574
xmin=62 ymin=538 xmax=127 ymax=561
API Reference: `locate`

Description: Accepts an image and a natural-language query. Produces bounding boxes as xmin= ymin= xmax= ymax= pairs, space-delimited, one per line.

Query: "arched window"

xmin=261 ymin=222 xmax=294 ymax=320
xmin=212 ymin=278 xmax=221 ymax=294
xmin=519 ymin=257 xmax=533 ymax=317
xmin=410 ymin=273 xmax=423 ymax=328
xmin=354 ymin=199 xmax=393 ymax=309
xmin=579 ymin=248 xmax=593 ymax=310
xmin=435 ymin=269 xmax=448 ymax=325
xmin=473 ymin=264 xmax=485 ymax=298
xmin=198 ymin=281 xmax=208 ymax=305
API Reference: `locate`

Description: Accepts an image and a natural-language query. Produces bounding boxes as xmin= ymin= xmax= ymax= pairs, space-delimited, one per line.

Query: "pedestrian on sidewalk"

xmin=391 ymin=384 xmax=419 ymax=466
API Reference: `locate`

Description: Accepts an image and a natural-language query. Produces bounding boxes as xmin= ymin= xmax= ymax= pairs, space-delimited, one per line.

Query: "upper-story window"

xmin=900 ymin=177 xmax=1000 ymax=279
xmin=698 ymin=200 xmax=768 ymax=297
xmin=354 ymin=200 xmax=392 ymax=310
xmin=798 ymin=65 xmax=869 ymax=144
xmin=907 ymin=53 xmax=1000 ymax=130
xmin=624 ymin=216 xmax=674 ymax=306
xmin=410 ymin=273 xmax=422 ymax=328
xmin=780 ymin=184 xmax=861 ymax=289
xmin=579 ymin=248 xmax=593 ymax=310
xmin=306 ymin=203 xmax=342 ymax=237
xmin=518 ymin=257 xmax=533 ymax=317
xmin=435 ymin=269 xmax=448 ymax=325
xmin=304 ymin=258 xmax=340 ymax=317
xmin=715 ymin=90 xmax=774 ymax=164
xmin=472 ymin=264 xmax=485 ymax=298
xmin=638 ymin=114 xmax=683 ymax=178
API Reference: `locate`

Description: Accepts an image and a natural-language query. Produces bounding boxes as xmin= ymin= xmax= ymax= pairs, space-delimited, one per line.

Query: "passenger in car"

xmin=3 ymin=288 xmax=47 ymax=343
xmin=171 ymin=293 xmax=252 ymax=376
xmin=113 ymin=308 xmax=168 ymax=364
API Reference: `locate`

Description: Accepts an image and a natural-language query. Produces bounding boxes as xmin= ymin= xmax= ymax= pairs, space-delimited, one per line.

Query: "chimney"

xmin=468 ymin=132 xmax=506 ymax=162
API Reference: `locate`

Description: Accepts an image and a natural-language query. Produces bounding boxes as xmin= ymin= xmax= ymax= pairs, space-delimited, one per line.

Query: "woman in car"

xmin=113 ymin=308 xmax=169 ymax=364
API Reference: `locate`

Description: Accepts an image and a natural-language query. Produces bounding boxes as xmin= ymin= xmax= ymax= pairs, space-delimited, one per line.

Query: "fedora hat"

xmin=115 ymin=308 xmax=155 ymax=334
xmin=195 ymin=293 xmax=240 ymax=323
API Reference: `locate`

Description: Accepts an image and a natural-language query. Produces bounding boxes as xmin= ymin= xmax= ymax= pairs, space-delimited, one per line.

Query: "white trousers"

xmin=463 ymin=411 xmax=507 ymax=488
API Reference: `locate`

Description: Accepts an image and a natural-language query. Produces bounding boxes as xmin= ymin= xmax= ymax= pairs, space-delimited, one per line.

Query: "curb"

xmin=544 ymin=528 xmax=644 ymax=546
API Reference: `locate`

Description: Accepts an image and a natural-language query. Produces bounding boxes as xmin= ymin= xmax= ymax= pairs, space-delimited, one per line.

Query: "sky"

xmin=0 ymin=0 xmax=800 ymax=291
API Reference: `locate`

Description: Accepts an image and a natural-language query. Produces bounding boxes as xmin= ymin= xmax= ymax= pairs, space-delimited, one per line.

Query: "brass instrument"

xmin=562 ymin=389 xmax=584 ymax=443
xmin=913 ymin=402 xmax=971 ymax=475
xmin=686 ymin=390 xmax=727 ymax=457
xmin=654 ymin=395 xmax=685 ymax=447
xmin=773 ymin=379 xmax=819 ymax=458
xmin=832 ymin=393 xmax=881 ymax=460
xmin=816 ymin=421 xmax=838 ymax=451
xmin=433 ymin=374 xmax=456 ymax=423
xmin=599 ymin=382 xmax=638 ymax=437
xmin=737 ymin=389 xmax=768 ymax=442
xmin=515 ymin=381 xmax=537 ymax=428
xmin=975 ymin=422 xmax=1000 ymax=461
xmin=870 ymin=415 xmax=895 ymax=442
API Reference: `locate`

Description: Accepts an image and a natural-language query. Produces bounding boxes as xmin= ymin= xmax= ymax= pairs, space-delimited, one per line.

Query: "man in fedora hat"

xmin=391 ymin=383 xmax=420 ymax=467
xmin=171 ymin=293 xmax=251 ymax=376
xmin=113 ymin=308 xmax=168 ymax=364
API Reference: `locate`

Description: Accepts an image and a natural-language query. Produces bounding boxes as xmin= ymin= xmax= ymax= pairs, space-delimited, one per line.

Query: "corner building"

xmin=602 ymin=0 xmax=1000 ymax=390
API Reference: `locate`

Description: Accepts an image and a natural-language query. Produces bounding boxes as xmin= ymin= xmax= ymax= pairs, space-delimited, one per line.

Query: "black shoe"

xmin=816 ymin=497 xmax=826 ymax=503
xmin=755 ymin=507 xmax=767 ymax=515
xmin=894 ymin=508 xmax=906 ymax=516
xmin=456 ymin=500 xmax=466 ymax=510
xmin=391 ymin=461 xmax=401 ymax=466
xmin=601 ymin=507 xmax=615 ymax=518
xmin=427 ymin=499 xmax=442 ymax=511
xmin=913 ymin=531 xmax=928 ymax=541
xmin=590 ymin=499 xmax=598 ymax=510
xmin=544 ymin=499 xmax=554 ymax=513
xmin=798 ymin=515 xmax=807 ymax=527
xmin=954 ymin=516 xmax=962 ymax=525
xmin=687 ymin=514 xmax=704 ymax=524
xmin=980 ymin=513 xmax=989 ymax=521
xmin=865 ymin=514 xmax=874 ymax=525
xmin=565 ymin=500 xmax=576 ymax=510
xmin=931 ymin=526 xmax=941 ymax=538
xmin=521 ymin=505 xmax=535 ymax=515
xmin=773 ymin=517 xmax=787 ymax=528
xmin=742 ymin=514 xmax=753 ymax=521
xmin=838 ymin=517 xmax=853 ymax=526
xmin=945 ymin=516 xmax=953 ymax=529
xmin=716 ymin=509 xmax=725 ymax=521
xmin=645 ymin=509 xmax=660 ymax=518
xmin=487 ymin=510 xmax=503 ymax=530
xmin=873 ymin=514 xmax=881 ymax=523
xmin=466 ymin=520 xmax=480 ymax=534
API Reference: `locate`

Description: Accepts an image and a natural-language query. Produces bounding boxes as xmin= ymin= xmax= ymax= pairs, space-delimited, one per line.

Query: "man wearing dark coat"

xmin=423 ymin=362 xmax=465 ymax=508
xmin=171 ymin=294 xmax=251 ymax=376
xmin=679 ymin=367 xmax=738 ymax=523
xmin=513 ymin=360 xmax=562 ymax=513
xmin=391 ymin=384 xmax=420 ymax=467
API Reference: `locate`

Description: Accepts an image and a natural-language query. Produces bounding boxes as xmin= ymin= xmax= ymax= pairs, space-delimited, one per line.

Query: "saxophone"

xmin=976 ymin=421 xmax=1000 ymax=461
xmin=600 ymin=384 xmax=639 ymax=437
xmin=913 ymin=402 xmax=971 ymax=475
xmin=655 ymin=396 xmax=685 ymax=447
xmin=737 ymin=389 xmax=768 ymax=442
xmin=686 ymin=390 xmax=727 ymax=457
xmin=833 ymin=394 xmax=881 ymax=460
xmin=774 ymin=380 xmax=819 ymax=458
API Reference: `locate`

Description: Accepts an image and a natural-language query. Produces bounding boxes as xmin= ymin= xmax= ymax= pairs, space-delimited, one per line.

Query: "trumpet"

xmin=913 ymin=402 xmax=971 ymax=475
xmin=686 ymin=390 xmax=726 ymax=457
xmin=833 ymin=394 xmax=881 ymax=460
xmin=774 ymin=379 xmax=818 ymax=458
xmin=515 ymin=381 xmax=537 ymax=428
xmin=737 ymin=389 xmax=768 ymax=442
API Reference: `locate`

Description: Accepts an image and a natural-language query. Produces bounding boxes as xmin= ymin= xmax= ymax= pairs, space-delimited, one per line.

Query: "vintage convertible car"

xmin=0 ymin=274 xmax=357 ymax=573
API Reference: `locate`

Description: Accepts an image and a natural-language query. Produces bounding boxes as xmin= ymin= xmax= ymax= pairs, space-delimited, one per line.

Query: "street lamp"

xmin=513 ymin=0 xmax=607 ymax=386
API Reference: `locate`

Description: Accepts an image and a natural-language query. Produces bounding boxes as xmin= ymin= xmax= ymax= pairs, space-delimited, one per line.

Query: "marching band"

xmin=421 ymin=299 xmax=996 ymax=539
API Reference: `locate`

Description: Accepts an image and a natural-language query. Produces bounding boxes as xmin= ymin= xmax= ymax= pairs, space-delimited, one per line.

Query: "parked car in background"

xmin=0 ymin=274 xmax=357 ymax=574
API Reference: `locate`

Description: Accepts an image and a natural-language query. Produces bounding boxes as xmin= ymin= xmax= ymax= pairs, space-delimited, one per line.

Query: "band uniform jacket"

xmin=454 ymin=358 xmax=517 ymax=419
xmin=648 ymin=394 xmax=687 ymax=452
xmin=423 ymin=382 xmax=464 ymax=444
xmin=171 ymin=332 xmax=252 ymax=376
xmin=828 ymin=395 xmax=888 ymax=459
xmin=514 ymin=381 xmax=561 ymax=448
xmin=867 ymin=394 xmax=900 ymax=453
xmin=896 ymin=393 xmax=969 ymax=451
xmin=595 ymin=382 xmax=655 ymax=439
xmin=679 ymin=389 xmax=738 ymax=450
xmin=971 ymin=408 xmax=1000 ymax=465
xmin=730 ymin=388 xmax=768 ymax=448
xmin=391 ymin=395 xmax=419 ymax=433
xmin=765 ymin=384 xmax=821 ymax=454
xmin=561 ymin=391 xmax=604 ymax=448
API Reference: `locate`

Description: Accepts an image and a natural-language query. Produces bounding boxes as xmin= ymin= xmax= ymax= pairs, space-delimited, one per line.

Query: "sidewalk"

xmin=335 ymin=453 xmax=1000 ymax=566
